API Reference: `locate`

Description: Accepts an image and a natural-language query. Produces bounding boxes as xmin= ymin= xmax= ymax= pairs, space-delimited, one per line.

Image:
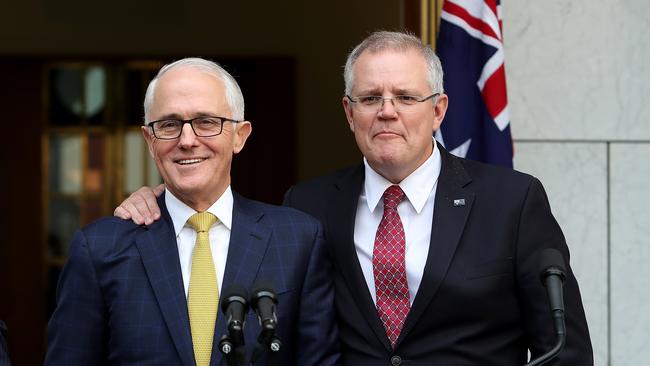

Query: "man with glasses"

xmin=46 ymin=58 xmax=340 ymax=366
xmin=116 ymin=32 xmax=593 ymax=365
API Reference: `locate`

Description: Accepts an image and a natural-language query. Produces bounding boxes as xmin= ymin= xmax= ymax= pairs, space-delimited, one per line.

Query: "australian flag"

xmin=436 ymin=0 xmax=513 ymax=167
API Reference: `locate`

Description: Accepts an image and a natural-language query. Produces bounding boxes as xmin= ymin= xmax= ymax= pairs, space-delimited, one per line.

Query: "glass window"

xmin=85 ymin=134 xmax=104 ymax=193
xmin=48 ymin=134 xmax=82 ymax=194
xmin=48 ymin=68 xmax=84 ymax=126
xmin=85 ymin=67 xmax=106 ymax=125
xmin=124 ymin=130 xmax=145 ymax=194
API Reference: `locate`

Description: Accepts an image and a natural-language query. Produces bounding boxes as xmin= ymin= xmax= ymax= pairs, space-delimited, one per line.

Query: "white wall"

xmin=505 ymin=1 xmax=650 ymax=365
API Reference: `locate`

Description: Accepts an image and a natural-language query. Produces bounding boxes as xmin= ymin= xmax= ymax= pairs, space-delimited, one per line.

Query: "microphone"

xmin=525 ymin=248 xmax=567 ymax=366
xmin=540 ymin=248 xmax=567 ymax=317
xmin=220 ymin=285 xmax=249 ymax=365
xmin=250 ymin=281 xmax=281 ymax=364
xmin=250 ymin=281 xmax=278 ymax=331
xmin=221 ymin=285 xmax=250 ymax=345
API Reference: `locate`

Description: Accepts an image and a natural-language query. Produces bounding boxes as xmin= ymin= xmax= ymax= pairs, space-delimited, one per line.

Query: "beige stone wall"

xmin=506 ymin=0 xmax=650 ymax=364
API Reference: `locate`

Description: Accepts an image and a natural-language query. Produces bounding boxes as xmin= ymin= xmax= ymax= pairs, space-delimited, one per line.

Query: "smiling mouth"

xmin=176 ymin=158 xmax=205 ymax=165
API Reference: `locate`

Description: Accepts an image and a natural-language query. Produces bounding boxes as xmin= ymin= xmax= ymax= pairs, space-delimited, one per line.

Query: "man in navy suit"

xmin=46 ymin=58 xmax=339 ymax=365
xmin=116 ymin=32 xmax=593 ymax=365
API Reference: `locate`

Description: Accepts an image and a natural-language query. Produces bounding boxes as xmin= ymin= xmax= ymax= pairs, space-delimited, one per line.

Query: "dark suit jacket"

xmin=284 ymin=145 xmax=593 ymax=365
xmin=46 ymin=192 xmax=339 ymax=365
xmin=0 ymin=320 xmax=9 ymax=366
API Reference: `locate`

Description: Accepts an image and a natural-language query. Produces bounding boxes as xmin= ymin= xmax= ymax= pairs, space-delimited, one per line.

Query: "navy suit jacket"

xmin=0 ymin=320 xmax=9 ymax=366
xmin=284 ymin=144 xmax=593 ymax=365
xmin=46 ymin=192 xmax=339 ymax=365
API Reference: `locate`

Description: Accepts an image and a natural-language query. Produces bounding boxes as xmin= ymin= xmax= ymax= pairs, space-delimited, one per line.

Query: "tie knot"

xmin=383 ymin=185 xmax=405 ymax=210
xmin=187 ymin=212 xmax=218 ymax=233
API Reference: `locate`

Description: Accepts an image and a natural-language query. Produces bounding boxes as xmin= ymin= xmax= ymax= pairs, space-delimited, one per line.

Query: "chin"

xmin=168 ymin=179 xmax=204 ymax=195
xmin=375 ymin=148 xmax=403 ymax=164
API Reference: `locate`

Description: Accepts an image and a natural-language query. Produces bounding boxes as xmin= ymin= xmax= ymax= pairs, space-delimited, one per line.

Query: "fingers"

xmin=113 ymin=205 xmax=132 ymax=220
xmin=138 ymin=187 xmax=162 ymax=222
xmin=115 ymin=195 xmax=148 ymax=225
xmin=113 ymin=186 xmax=163 ymax=226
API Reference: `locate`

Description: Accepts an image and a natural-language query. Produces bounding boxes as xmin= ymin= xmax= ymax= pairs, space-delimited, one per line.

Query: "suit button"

xmin=390 ymin=355 xmax=402 ymax=365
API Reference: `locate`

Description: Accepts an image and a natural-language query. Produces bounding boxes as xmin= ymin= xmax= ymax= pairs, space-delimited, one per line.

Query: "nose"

xmin=378 ymin=97 xmax=398 ymax=119
xmin=178 ymin=123 xmax=198 ymax=147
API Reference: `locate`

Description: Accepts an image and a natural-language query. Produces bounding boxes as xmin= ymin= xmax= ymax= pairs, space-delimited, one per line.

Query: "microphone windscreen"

xmin=220 ymin=284 xmax=249 ymax=313
xmin=251 ymin=280 xmax=275 ymax=294
xmin=539 ymin=248 xmax=567 ymax=273
xmin=250 ymin=280 xmax=277 ymax=307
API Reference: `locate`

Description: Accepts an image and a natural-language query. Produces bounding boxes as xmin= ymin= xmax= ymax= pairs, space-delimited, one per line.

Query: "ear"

xmin=233 ymin=121 xmax=252 ymax=154
xmin=432 ymin=93 xmax=449 ymax=132
xmin=342 ymin=96 xmax=356 ymax=132
xmin=141 ymin=126 xmax=156 ymax=158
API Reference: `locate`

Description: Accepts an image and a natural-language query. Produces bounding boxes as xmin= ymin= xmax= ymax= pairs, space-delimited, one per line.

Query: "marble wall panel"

xmin=504 ymin=0 xmax=650 ymax=141
xmin=514 ymin=141 xmax=608 ymax=365
xmin=610 ymin=143 xmax=650 ymax=365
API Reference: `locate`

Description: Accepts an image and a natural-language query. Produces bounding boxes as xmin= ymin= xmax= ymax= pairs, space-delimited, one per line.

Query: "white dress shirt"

xmin=354 ymin=142 xmax=441 ymax=305
xmin=165 ymin=187 xmax=233 ymax=297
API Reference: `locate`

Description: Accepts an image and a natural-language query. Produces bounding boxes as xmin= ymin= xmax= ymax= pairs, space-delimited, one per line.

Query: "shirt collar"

xmin=363 ymin=139 xmax=441 ymax=214
xmin=165 ymin=186 xmax=234 ymax=236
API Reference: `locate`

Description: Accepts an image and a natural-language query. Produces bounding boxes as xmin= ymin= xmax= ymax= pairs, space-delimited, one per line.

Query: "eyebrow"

xmin=392 ymin=88 xmax=420 ymax=95
xmin=154 ymin=112 xmax=219 ymax=120
xmin=354 ymin=88 xmax=381 ymax=96
xmin=355 ymin=88 xmax=421 ymax=96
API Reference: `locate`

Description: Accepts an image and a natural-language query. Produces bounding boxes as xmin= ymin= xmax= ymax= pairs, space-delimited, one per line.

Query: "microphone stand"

xmin=229 ymin=320 xmax=247 ymax=366
xmin=524 ymin=311 xmax=566 ymax=366
xmin=525 ymin=258 xmax=567 ymax=366
xmin=249 ymin=323 xmax=282 ymax=365
xmin=219 ymin=319 xmax=247 ymax=366
xmin=219 ymin=334 xmax=241 ymax=366
xmin=263 ymin=336 xmax=281 ymax=366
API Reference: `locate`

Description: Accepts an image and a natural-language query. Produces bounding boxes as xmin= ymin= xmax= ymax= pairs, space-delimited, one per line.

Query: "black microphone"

xmin=540 ymin=248 xmax=567 ymax=316
xmin=221 ymin=285 xmax=250 ymax=344
xmin=250 ymin=281 xmax=278 ymax=331
xmin=250 ymin=281 xmax=281 ymax=364
xmin=525 ymin=248 xmax=567 ymax=366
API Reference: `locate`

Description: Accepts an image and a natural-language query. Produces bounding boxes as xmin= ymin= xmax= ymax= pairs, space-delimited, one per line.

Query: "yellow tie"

xmin=187 ymin=212 xmax=219 ymax=366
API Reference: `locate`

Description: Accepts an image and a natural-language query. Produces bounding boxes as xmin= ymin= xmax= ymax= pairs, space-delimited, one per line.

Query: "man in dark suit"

xmin=284 ymin=31 xmax=592 ymax=365
xmin=116 ymin=32 xmax=593 ymax=365
xmin=46 ymin=58 xmax=339 ymax=365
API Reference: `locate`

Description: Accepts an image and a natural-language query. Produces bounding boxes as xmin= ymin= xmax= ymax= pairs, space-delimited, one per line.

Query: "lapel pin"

xmin=453 ymin=198 xmax=465 ymax=207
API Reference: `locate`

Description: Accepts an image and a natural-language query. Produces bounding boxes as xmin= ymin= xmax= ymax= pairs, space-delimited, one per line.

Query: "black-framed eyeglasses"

xmin=346 ymin=93 xmax=440 ymax=113
xmin=147 ymin=116 xmax=241 ymax=140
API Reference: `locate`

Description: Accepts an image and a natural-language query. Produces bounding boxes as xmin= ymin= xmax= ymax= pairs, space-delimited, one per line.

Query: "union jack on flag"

xmin=436 ymin=0 xmax=513 ymax=167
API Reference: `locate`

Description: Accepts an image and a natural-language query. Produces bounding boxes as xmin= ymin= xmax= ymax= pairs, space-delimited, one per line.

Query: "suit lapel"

xmin=328 ymin=165 xmax=393 ymax=352
xmin=136 ymin=194 xmax=195 ymax=366
xmin=212 ymin=193 xmax=271 ymax=365
xmin=398 ymin=145 xmax=475 ymax=345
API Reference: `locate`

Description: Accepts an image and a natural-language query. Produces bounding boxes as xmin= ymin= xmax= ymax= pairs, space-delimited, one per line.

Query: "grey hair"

xmin=343 ymin=31 xmax=444 ymax=96
xmin=143 ymin=57 xmax=245 ymax=123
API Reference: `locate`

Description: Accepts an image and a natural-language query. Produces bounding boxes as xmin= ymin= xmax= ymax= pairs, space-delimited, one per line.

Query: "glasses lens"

xmin=192 ymin=117 xmax=222 ymax=136
xmin=394 ymin=95 xmax=420 ymax=106
xmin=353 ymin=96 xmax=414 ymax=113
xmin=352 ymin=96 xmax=381 ymax=113
xmin=154 ymin=120 xmax=182 ymax=138
xmin=351 ymin=94 xmax=436 ymax=114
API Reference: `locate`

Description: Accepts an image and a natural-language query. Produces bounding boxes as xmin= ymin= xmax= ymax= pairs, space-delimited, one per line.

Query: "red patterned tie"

xmin=373 ymin=184 xmax=410 ymax=348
